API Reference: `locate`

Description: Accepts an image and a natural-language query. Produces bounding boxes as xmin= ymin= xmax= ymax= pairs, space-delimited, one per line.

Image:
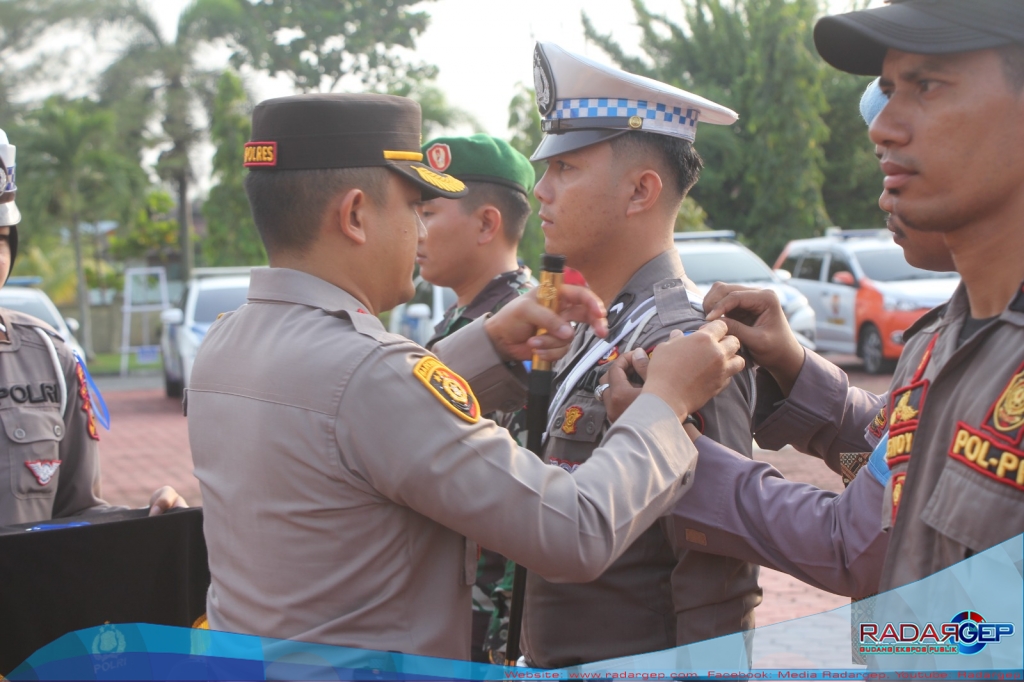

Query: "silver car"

xmin=674 ymin=231 xmax=817 ymax=350
xmin=159 ymin=268 xmax=252 ymax=397
xmin=0 ymin=283 xmax=86 ymax=360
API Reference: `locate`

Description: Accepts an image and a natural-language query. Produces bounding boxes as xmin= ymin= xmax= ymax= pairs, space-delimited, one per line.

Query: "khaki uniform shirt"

xmin=745 ymin=279 xmax=1024 ymax=593
xmin=186 ymin=267 xmax=696 ymax=661
xmin=0 ymin=309 xmax=109 ymax=526
xmin=523 ymin=251 xmax=760 ymax=668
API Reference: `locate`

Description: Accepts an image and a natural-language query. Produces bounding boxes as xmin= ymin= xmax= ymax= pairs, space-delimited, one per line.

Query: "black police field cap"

xmin=244 ymin=93 xmax=467 ymax=199
xmin=815 ymin=0 xmax=1024 ymax=76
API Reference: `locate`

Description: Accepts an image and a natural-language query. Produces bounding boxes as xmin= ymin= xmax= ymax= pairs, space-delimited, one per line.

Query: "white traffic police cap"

xmin=531 ymin=42 xmax=738 ymax=161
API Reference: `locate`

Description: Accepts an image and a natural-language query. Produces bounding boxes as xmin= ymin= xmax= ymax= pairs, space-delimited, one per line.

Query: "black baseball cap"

xmin=815 ymin=0 xmax=1024 ymax=76
xmin=244 ymin=93 xmax=467 ymax=199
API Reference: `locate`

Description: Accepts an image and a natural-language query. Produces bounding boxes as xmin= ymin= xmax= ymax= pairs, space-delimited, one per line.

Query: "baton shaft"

xmin=505 ymin=255 xmax=564 ymax=666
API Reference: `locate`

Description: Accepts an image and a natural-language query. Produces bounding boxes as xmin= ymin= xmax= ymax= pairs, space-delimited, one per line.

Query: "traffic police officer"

xmin=417 ymin=134 xmax=536 ymax=663
xmin=521 ymin=44 xmax=760 ymax=667
xmin=0 ymin=128 xmax=186 ymax=526
xmin=618 ymin=0 xmax=1024 ymax=610
xmin=186 ymin=93 xmax=746 ymax=660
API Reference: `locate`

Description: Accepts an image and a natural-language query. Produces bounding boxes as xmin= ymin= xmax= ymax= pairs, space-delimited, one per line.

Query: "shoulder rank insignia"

xmin=562 ymin=405 xmax=584 ymax=434
xmin=413 ymin=356 xmax=480 ymax=423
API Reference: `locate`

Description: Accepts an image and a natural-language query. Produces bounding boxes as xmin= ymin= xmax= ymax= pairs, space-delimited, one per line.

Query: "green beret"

xmin=421 ymin=134 xmax=535 ymax=196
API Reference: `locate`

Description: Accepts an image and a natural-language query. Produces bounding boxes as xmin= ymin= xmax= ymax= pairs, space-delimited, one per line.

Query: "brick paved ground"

xmin=93 ymin=355 xmax=892 ymax=631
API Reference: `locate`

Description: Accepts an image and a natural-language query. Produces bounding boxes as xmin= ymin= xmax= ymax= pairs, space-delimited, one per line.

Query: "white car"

xmin=775 ymin=229 xmax=960 ymax=373
xmin=0 ymin=284 xmax=86 ymax=360
xmin=159 ymin=269 xmax=252 ymax=397
xmin=675 ymin=232 xmax=817 ymax=350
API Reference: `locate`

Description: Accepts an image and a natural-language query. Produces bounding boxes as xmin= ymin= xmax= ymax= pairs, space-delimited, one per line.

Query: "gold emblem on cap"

xmin=413 ymin=165 xmax=466 ymax=193
xmin=628 ymin=116 xmax=643 ymax=129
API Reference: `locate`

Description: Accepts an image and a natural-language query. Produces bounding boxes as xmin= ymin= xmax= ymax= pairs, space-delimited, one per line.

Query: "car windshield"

xmin=194 ymin=286 xmax=249 ymax=323
xmin=676 ymin=248 xmax=775 ymax=285
xmin=0 ymin=295 xmax=60 ymax=328
xmin=856 ymin=249 xmax=959 ymax=282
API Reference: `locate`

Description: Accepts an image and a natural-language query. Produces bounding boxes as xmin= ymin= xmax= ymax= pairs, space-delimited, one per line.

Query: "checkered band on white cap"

xmin=549 ymin=98 xmax=700 ymax=141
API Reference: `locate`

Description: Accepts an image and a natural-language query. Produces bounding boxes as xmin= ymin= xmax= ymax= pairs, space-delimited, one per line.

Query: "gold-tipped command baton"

xmin=505 ymin=253 xmax=565 ymax=666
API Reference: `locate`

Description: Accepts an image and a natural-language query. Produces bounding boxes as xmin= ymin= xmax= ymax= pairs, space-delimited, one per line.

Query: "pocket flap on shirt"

xmin=920 ymin=461 xmax=1024 ymax=553
xmin=0 ymin=407 xmax=63 ymax=444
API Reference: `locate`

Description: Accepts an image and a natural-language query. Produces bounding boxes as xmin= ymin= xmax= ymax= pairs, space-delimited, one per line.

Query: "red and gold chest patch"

xmin=949 ymin=422 xmax=1024 ymax=492
xmin=981 ymin=360 xmax=1024 ymax=447
xmin=886 ymin=381 xmax=926 ymax=468
xmin=562 ymin=406 xmax=584 ymax=435
xmin=890 ymin=471 xmax=907 ymax=524
xmin=75 ymin=361 xmax=99 ymax=441
xmin=413 ymin=357 xmax=479 ymax=423
xmin=243 ymin=141 xmax=277 ymax=167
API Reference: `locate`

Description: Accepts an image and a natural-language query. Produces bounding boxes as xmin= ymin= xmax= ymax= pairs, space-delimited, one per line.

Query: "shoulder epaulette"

xmin=0 ymin=308 xmax=62 ymax=339
xmin=653 ymin=278 xmax=702 ymax=327
xmin=902 ymin=303 xmax=948 ymax=343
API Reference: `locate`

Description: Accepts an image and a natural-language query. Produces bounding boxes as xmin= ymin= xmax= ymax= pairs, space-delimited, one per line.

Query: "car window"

xmin=193 ymin=286 xmax=249 ymax=323
xmin=777 ymin=255 xmax=799 ymax=275
xmin=828 ymin=253 xmax=854 ymax=281
xmin=676 ymin=247 xmax=776 ymax=285
xmin=794 ymin=255 xmax=824 ymax=281
xmin=855 ymin=249 xmax=959 ymax=282
xmin=0 ymin=295 xmax=61 ymax=328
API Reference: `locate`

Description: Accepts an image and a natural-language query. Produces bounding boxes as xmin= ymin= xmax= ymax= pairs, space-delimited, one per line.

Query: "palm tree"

xmin=19 ymin=96 xmax=122 ymax=359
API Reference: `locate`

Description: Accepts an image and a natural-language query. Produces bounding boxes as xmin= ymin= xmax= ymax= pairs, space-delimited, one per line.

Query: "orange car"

xmin=774 ymin=230 xmax=959 ymax=373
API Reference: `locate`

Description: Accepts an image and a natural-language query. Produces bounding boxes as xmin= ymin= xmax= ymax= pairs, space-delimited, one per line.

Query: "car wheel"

xmin=165 ymin=370 xmax=184 ymax=399
xmin=859 ymin=324 xmax=894 ymax=374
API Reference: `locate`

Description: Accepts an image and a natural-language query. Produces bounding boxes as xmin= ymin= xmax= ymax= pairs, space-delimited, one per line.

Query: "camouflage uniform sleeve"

xmin=753 ymin=350 xmax=888 ymax=475
xmin=51 ymin=348 xmax=114 ymax=518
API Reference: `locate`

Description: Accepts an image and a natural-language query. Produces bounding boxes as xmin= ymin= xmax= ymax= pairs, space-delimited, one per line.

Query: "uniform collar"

xmin=461 ymin=268 xmax=528 ymax=321
xmin=247 ymin=267 xmax=375 ymax=317
xmin=606 ymin=250 xmax=686 ymax=324
xmin=925 ymin=277 xmax=1024 ymax=332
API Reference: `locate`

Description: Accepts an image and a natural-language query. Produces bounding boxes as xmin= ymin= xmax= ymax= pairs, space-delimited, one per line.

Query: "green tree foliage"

xmin=15 ymin=96 xmax=143 ymax=357
xmin=201 ymin=70 xmax=266 ymax=267
xmin=585 ymin=0 xmax=877 ymax=260
xmin=507 ymin=84 xmax=545 ymax=273
xmin=108 ymin=190 xmax=180 ymax=263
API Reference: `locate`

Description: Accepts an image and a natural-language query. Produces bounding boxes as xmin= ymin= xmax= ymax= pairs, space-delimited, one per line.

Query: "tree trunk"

xmin=71 ymin=209 xmax=94 ymax=361
xmin=177 ymin=173 xmax=193 ymax=281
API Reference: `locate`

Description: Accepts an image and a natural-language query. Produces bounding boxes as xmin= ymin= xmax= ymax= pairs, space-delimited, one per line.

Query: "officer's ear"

xmin=624 ymin=168 xmax=663 ymax=218
xmin=476 ymin=205 xmax=503 ymax=246
xmin=333 ymin=188 xmax=369 ymax=246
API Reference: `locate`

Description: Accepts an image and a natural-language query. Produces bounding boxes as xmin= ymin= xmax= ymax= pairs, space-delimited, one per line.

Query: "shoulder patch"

xmin=413 ymin=356 xmax=480 ymax=423
xmin=902 ymin=303 xmax=947 ymax=343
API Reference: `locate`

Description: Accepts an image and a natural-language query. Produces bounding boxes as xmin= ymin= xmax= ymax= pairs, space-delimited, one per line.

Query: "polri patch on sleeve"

xmin=243 ymin=141 xmax=277 ymax=167
xmin=413 ymin=356 xmax=480 ymax=423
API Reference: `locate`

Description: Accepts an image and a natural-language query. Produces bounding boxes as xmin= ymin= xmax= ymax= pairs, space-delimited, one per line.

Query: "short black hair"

xmin=997 ymin=44 xmax=1024 ymax=92
xmin=457 ymin=181 xmax=532 ymax=244
xmin=244 ymin=167 xmax=389 ymax=254
xmin=608 ymin=131 xmax=703 ymax=204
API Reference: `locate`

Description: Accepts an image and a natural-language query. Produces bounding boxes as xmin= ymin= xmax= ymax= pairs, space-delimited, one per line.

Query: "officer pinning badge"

xmin=243 ymin=141 xmax=277 ymax=167
xmin=949 ymin=422 xmax=1024 ymax=492
xmin=561 ymin=406 xmax=584 ymax=435
xmin=426 ymin=143 xmax=452 ymax=172
xmin=24 ymin=459 xmax=60 ymax=486
xmin=413 ymin=356 xmax=480 ymax=423
xmin=982 ymin=361 xmax=1024 ymax=446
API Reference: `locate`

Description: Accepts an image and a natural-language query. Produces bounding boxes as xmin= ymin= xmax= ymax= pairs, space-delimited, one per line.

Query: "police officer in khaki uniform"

xmin=0 ymin=128 xmax=186 ymax=526
xmin=608 ymin=0 xmax=1024 ymax=605
xmin=520 ymin=43 xmax=760 ymax=667
xmin=186 ymin=93 xmax=747 ymax=660
xmin=417 ymin=134 xmax=537 ymax=663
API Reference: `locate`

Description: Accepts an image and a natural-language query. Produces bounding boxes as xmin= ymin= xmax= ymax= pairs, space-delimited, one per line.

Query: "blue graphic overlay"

xmin=10 ymin=535 xmax=1022 ymax=680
